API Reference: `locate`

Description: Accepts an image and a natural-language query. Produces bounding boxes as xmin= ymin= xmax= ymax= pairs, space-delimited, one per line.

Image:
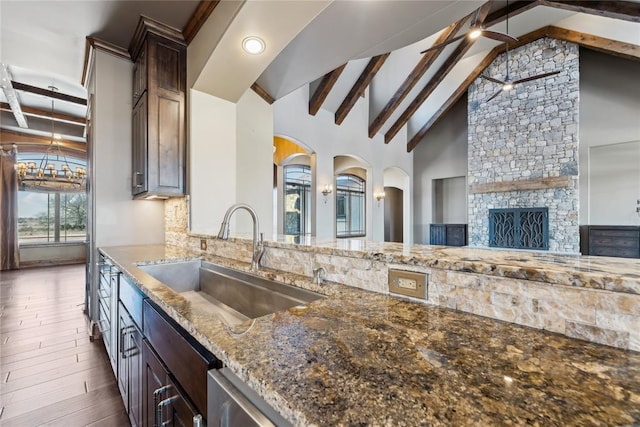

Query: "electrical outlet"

xmin=200 ymin=239 xmax=207 ymax=251
xmin=388 ymin=269 xmax=427 ymax=299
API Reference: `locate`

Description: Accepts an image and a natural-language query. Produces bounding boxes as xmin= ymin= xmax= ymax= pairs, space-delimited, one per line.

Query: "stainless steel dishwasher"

xmin=208 ymin=368 xmax=292 ymax=427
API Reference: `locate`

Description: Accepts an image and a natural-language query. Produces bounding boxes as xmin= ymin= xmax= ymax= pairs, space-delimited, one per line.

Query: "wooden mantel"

xmin=469 ymin=175 xmax=573 ymax=194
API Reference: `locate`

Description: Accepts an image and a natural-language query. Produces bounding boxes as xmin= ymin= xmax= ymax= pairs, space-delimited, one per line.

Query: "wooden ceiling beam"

xmin=367 ymin=16 xmax=469 ymax=138
xmin=183 ymin=1 xmax=220 ymax=44
xmin=251 ymin=83 xmax=275 ymax=104
xmin=1 ymin=65 xmax=28 ymax=128
xmin=384 ymin=36 xmax=477 ymax=144
xmin=407 ymin=25 xmax=639 ymax=151
xmin=1 ymin=129 xmax=85 ymax=157
xmin=483 ymin=1 xmax=539 ymax=28
xmin=335 ymin=53 xmax=390 ymax=126
xmin=308 ymin=64 xmax=347 ymax=116
xmin=407 ymin=51 xmax=497 ymax=152
xmin=0 ymin=102 xmax=86 ymax=126
xmin=11 ymin=81 xmax=87 ymax=106
xmin=539 ymin=1 xmax=640 ymax=23
xmin=545 ymin=26 xmax=640 ymax=61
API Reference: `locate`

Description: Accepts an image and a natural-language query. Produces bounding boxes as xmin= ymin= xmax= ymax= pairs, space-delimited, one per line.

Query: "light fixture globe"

xmin=469 ymin=28 xmax=483 ymax=39
xmin=242 ymin=36 xmax=265 ymax=55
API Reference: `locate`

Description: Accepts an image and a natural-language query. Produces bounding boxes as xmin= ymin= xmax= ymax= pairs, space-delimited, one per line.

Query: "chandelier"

xmin=14 ymin=86 xmax=86 ymax=193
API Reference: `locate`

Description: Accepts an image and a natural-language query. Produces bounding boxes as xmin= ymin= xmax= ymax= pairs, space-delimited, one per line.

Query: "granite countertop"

xmin=255 ymin=235 xmax=640 ymax=294
xmin=101 ymin=244 xmax=640 ymax=426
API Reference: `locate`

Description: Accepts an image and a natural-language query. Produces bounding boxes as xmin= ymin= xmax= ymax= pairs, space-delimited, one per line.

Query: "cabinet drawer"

xmin=591 ymin=246 xmax=640 ymax=258
xmin=143 ymin=300 xmax=218 ymax=417
xmin=590 ymin=237 xmax=639 ymax=248
xmin=590 ymin=229 xmax=640 ymax=239
xmin=120 ymin=276 xmax=144 ymax=330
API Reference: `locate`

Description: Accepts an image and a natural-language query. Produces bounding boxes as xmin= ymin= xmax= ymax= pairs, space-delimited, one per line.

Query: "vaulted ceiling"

xmin=1 ymin=0 xmax=639 ymax=156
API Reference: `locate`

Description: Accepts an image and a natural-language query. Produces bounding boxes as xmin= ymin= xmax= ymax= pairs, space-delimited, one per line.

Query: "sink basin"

xmin=138 ymin=260 xmax=324 ymax=324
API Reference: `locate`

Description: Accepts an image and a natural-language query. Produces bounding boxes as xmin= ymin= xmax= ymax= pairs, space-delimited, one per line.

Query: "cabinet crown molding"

xmin=129 ymin=15 xmax=186 ymax=61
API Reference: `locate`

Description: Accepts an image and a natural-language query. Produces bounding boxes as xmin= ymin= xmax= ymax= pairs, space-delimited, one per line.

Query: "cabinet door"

xmin=132 ymin=92 xmax=148 ymax=196
xmin=133 ymin=45 xmax=147 ymax=106
xmin=142 ymin=340 xmax=201 ymax=427
xmin=143 ymin=339 xmax=167 ymax=427
xmin=117 ymin=304 xmax=130 ymax=409
xmin=129 ymin=326 xmax=143 ymax=427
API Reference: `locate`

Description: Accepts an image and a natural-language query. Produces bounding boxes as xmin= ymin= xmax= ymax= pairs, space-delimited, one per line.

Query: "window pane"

xmin=17 ymin=191 xmax=87 ymax=243
xmin=335 ymin=174 xmax=365 ymax=238
xmin=18 ymin=192 xmax=53 ymax=243
xmin=284 ymin=165 xmax=311 ymax=236
xmin=60 ymin=193 xmax=87 ymax=242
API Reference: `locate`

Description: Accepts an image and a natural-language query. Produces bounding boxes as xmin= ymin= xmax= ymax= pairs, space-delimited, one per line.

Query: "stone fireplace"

xmin=467 ymin=38 xmax=580 ymax=253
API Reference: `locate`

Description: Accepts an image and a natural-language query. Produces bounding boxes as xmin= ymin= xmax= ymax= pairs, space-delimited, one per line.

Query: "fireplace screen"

xmin=489 ymin=208 xmax=549 ymax=250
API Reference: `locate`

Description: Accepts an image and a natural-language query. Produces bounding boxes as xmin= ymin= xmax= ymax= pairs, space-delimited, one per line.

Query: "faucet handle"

xmin=312 ymin=266 xmax=326 ymax=285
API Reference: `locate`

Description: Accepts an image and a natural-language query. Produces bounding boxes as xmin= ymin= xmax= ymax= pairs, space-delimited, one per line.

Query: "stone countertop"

xmin=253 ymin=235 xmax=640 ymax=294
xmin=101 ymin=244 xmax=640 ymax=426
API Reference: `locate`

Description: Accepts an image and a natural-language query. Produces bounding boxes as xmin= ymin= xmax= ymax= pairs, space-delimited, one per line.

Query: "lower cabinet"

xmin=110 ymin=271 xmax=218 ymax=427
xmin=429 ymin=224 xmax=467 ymax=246
xmin=143 ymin=339 xmax=202 ymax=427
xmin=118 ymin=302 xmax=143 ymax=427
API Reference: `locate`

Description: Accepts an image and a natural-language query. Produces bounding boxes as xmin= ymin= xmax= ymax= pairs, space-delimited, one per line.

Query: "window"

xmin=284 ymin=165 xmax=311 ymax=236
xmin=16 ymin=154 xmax=87 ymax=244
xmin=335 ymin=174 xmax=365 ymax=238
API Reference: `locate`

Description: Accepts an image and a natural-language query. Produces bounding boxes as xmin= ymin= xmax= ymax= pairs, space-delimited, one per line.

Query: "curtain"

xmin=1 ymin=146 xmax=20 ymax=270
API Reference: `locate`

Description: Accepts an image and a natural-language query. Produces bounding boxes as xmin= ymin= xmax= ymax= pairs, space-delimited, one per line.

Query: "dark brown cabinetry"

xmin=129 ymin=17 xmax=186 ymax=198
xmin=143 ymin=300 xmax=218 ymax=418
xmin=142 ymin=339 xmax=201 ymax=427
xmin=430 ymin=224 xmax=467 ymax=246
xmin=118 ymin=303 xmax=143 ymax=427
xmin=583 ymin=226 xmax=640 ymax=258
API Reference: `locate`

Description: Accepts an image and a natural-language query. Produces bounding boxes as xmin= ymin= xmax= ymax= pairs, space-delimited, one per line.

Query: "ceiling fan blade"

xmin=473 ymin=0 xmax=494 ymax=27
xmin=481 ymin=74 xmax=506 ymax=85
xmin=482 ymin=31 xmax=519 ymax=44
xmin=512 ymin=71 xmax=561 ymax=85
xmin=486 ymin=89 xmax=503 ymax=102
xmin=420 ymin=34 xmax=466 ymax=54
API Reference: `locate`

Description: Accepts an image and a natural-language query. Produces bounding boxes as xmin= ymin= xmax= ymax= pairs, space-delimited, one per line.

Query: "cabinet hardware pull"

xmin=193 ymin=414 xmax=202 ymax=427
xmin=157 ymin=393 xmax=178 ymax=427
xmin=153 ymin=385 xmax=172 ymax=427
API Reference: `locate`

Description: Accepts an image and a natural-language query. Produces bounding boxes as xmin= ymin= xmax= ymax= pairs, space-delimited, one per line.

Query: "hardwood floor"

xmin=0 ymin=264 xmax=130 ymax=426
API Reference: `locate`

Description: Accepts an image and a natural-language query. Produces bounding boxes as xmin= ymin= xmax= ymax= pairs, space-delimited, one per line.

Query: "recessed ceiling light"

xmin=242 ymin=36 xmax=265 ymax=55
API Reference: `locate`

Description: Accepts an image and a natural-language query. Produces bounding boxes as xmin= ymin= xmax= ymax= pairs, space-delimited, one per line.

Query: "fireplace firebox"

xmin=489 ymin=208 xmax=549 ymax=250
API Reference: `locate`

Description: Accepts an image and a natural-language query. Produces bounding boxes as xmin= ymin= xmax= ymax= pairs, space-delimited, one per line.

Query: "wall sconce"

xmin=321 ymin=184 xmax=332 ymax=203
xmin=375 ymin=191 xmax=385 ymax=205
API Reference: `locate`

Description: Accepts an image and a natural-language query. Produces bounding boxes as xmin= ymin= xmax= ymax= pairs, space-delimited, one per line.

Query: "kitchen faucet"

xmin=217 ymin=204 xmax=264 ymax=272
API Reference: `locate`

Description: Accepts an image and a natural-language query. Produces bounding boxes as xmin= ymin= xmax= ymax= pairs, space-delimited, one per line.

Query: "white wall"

xmin=189 ymin=89 xmax=237 ymax=236
xmin=92 ymin=51 xmax=165 ymax=247
xmin=189 ymin=88 xmax=274 ymax=237
xmin=236 ymin=89 xmax=274 ymax=237
xmin=413 ymin=95 xmax=468 ymax=244
xmin=579 ymin=49 xmax=640 ymax=225
xmin=274 ymin=86 xmax=413 ymax=241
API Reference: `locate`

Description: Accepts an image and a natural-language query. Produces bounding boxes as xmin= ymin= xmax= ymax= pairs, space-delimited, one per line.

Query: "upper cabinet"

xmin=129 ymin=17 xmax=186 ymax=199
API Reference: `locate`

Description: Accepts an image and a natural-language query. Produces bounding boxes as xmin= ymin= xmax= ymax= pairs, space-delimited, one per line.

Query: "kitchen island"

xmin=101 ymin=244 xmax=640 ymax=426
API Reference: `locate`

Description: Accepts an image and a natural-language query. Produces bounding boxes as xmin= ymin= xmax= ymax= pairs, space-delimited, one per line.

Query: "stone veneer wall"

xmin=164 ymin=197 xmax=639 ymax=351
xmin=468 ymin=38 xmax=580 ymax=253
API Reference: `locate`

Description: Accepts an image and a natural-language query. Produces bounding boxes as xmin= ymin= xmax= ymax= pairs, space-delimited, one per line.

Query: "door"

xmin=589 ymin=141 xmax=640 ymax=225
xmin=383 ymin=186 xmax=403 ymax=243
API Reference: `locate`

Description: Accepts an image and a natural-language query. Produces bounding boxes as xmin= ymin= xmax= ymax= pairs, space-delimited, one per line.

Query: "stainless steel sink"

xmin=138 ymin=260 xmax=324 ymax=324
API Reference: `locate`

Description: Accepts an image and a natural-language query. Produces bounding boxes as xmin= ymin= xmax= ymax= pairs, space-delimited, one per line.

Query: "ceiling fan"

xmin=480 ymin=0 xmax=560 ymax=101
xmin=420 ymin=1 xmax=518 ymax=54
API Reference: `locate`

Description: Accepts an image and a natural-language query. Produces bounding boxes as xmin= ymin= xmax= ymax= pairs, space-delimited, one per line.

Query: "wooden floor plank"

xmin=0 ymin=264 xmax=128 ymax=426
xmin=1 ymin=344 xmax=108 ymax=394
xmin=0 ymin=383 xmax=121 ymax=427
